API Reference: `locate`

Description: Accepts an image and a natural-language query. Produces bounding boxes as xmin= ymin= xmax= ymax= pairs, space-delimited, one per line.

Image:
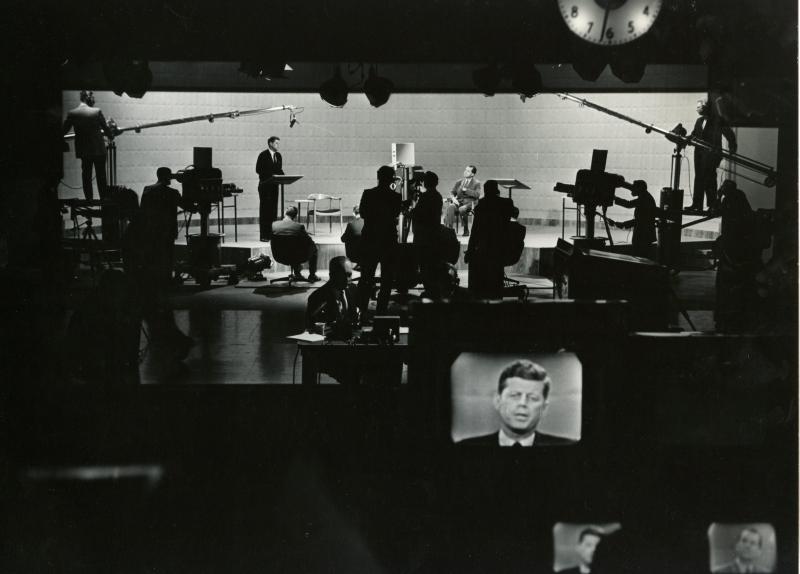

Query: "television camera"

xmin=554 ymin=150 xmax=628 ymax=247
xmin=170 ymin=167 xmax=223 ymax=211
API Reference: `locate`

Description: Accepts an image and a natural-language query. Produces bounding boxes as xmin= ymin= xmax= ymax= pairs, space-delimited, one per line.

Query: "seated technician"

xmin=272 ymin=205 xmax=320 ymax=282
xmin=713 ymin=527 xmax=770 ymax=573
xmin=306 ymin=256 xmax=359 ymax=339
xmin=458 ymin=359 xmax=575 ymax=447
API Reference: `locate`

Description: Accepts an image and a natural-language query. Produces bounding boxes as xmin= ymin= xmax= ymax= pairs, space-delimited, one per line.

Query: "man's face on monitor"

xmin=735 ymin=530 xmax=762 ymax=562
xmin=494 ymin=377 xmax=548 ymax=436
xmin=577 ymin=533 xmax=601 ymax=566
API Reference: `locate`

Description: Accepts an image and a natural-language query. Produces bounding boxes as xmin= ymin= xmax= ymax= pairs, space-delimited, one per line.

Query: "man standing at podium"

xmin=255 ymin=136 xmax=284 ymax=241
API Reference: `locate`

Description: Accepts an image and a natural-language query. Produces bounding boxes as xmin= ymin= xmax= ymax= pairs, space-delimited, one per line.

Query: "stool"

xmin=295 ymin=199 xmax=314 ymax=228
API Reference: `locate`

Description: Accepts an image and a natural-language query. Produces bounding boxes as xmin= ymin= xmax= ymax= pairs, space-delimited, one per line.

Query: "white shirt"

xmin=498 ymin=428 xmax=536 ymax=447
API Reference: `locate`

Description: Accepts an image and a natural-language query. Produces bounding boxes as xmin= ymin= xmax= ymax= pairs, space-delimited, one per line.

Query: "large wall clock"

xmin=558 ymin=0 xmax=663 ymax=46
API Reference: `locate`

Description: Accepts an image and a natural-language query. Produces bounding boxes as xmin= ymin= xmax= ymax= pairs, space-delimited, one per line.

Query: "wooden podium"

xmin=272 ymin=175 xmax=304 ymax=215
xmin=494 ymin=178 xmax=531 ymax=199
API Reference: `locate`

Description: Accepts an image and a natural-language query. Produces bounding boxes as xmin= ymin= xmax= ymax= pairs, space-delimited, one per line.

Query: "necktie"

xmin=512 ymin=442 xmax=522 ymax=449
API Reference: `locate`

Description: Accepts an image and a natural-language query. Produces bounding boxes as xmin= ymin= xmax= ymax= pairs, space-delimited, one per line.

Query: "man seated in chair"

xmin=306 ymin=256 xmax=359 ymax=340
xmin=444 ymin=165 xmax=481 ymax=236
xmin=272 ymin=206 xmax=320 ymax=282
xmin=341 ymin=205 xmax=364 ymax=270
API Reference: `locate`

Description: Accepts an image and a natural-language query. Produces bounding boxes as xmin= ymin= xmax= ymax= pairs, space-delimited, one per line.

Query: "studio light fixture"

xmin=571 ymin=42 xmax=608 ymax=82
xmin=319 ymin=66 xmax=349 ymax=107
xmin=363 ymin=66 xmax=394 ymax=108
xmin=609 ymin=46 xmax=648 ymax=83
xmin=511 ymin=63 xmax=543 ymax=100
xmin=103 ymin=59 xmax=153 ymax=98
xmin=472 ymin=63 xmax=502 ymax=96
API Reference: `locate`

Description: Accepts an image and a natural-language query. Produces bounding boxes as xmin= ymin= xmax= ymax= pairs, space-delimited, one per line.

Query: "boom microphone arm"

xmin=556 ymin=93 xmax=777 ymax=187
xmin=64 ymin=105 xmax=304 ymax=140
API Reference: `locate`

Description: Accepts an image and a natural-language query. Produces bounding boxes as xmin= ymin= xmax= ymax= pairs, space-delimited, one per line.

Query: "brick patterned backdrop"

xmin=61 ymin=91 xmax=774 ymax=230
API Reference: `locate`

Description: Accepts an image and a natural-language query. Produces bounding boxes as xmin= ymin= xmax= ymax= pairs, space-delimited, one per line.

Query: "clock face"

xmin=558 ymin=0 xmax=663 ymax=46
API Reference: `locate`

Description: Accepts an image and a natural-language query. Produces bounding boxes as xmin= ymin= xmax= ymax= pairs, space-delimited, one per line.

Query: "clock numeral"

xmin=643 ymin=5 xmax=650 ymax=15
xmin=571 ymin=5 xmax=579 ymax=17
xmin=605 ymin=27 xmax=615 ymax=40
xmin=587 ymin=21 xmax=594 ymax=33
xmin=628 ymin=20 xmax=635 ymax=33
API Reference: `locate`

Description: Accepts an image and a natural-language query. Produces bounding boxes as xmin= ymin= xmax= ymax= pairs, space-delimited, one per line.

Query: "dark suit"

xmin=444 ymin=177 xmax=482 ymax=232
xmin=412 ymin=189 xmax=444 ymax=297
xmin=306 ymin=281 xmax=359 ymax=332
xmin=256 ymin=148 xmax=284 ymax=239
xmin=458 ymin=431 xmax=576 ymax=446
xmin=615 ymin=191 xmax=658 ymax=258
xmin=341 ymin=218 xmax=364 ymax=264
xmin=271 ymin=217 xmax=318 ymax=276
xmin=713 ymin=561 xmax=770 ymax=573
xmin=357 ymin=184 xmax=402 ymax=315
xmin=691 ymin=114 xmax=737 ymax=210
xmin=556 ymin=567 xmax=585 ymax=574
xmin=63 ymin=102 xmax=113 ymax=200
xmin=504 ymin=220 xmax=527 ymax=266
xmin=466 ymin=194 xmax=514 ymax=298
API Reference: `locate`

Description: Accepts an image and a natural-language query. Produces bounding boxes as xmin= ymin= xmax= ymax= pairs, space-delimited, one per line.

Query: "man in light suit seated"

xmin=272 ymin=205 xmax=320 ymax=282
xmin=714 ymin=528 xmax=771 ymax=573
xmin=444 ymin=165 xmax=481 ymax=235
xmin=458 ymin=359 xmax=575 ymax=447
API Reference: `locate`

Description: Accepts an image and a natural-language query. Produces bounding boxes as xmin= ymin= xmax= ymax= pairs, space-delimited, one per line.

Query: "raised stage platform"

xmin=174 ymin=222 xmax=717 ymax=276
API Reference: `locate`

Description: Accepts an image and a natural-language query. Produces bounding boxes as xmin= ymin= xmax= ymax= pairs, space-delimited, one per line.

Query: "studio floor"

xmin=63 ymin=222 xmax=717 ymax=386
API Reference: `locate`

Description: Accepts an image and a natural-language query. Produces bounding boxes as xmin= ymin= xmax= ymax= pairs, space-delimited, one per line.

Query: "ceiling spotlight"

xmin=239 ymin=61 xmax=292 ymax=80
xmin=320 ymin=66 xmax=348 ymax=107
xmin=363 ymin=66 xmax=394 ymax=108
xmin=609 ymin=47 xmax=648 ymax=83
xmin=472 ymin=63 xmax=502 ymax=97
xmin=511 ymin=63 xmax=542 ymax=100
xmin=103 ymin=59 xmax=152 ymax=98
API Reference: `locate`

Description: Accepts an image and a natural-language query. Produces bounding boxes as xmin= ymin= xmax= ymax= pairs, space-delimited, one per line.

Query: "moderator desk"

xmin=296 ymin=333 xmax=409 ymax=386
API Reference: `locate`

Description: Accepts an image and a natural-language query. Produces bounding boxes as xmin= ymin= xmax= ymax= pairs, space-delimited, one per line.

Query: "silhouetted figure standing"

xmin=466 ymin=180 xmax=514 ymax=298
xmin=140 ymin=167 xmax=186 ymax=281
xmin=689 ymin=98 xmax=737 ymax=212
xmin=714 ymin=180 xmax=761 ymax=332
xmin=123 ymin=168 xmax=193 ymax=363
xmin=411 ymin=171 xmax=444 ymax=298
xmin=62 ymin=90 xmax=114 ymax=200
xmin=357 ymin=166 xmax=402 ymax=318
xmin=611 ymin=180 xmax=658 ymax=258
xmin=255 ymin=136 xmax=284 ymax=241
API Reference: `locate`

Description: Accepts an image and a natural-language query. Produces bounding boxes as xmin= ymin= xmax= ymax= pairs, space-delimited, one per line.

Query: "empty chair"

xmin=308 ymin=193 xmax=343 ymax=235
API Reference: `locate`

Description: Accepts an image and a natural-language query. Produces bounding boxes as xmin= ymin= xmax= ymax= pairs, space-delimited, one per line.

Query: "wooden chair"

xmin=307 ymin=194 xmax=343 ymax=235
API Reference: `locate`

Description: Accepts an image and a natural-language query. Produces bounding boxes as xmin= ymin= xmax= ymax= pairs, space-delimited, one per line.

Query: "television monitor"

xmin=450 ymin=351 xmax=582 ymax=445
xmin=193 ymin=146 xmax=212 ymax=169
xmin=408 ymin=299 xmax=630 ymax=450
xmin=708 ymin=523 xmax=777 ymax=573
xmin=553 ymin=522 xmax=623 ymax=573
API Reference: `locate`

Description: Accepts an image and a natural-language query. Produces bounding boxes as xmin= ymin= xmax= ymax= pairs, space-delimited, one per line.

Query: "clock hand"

xmin=599 ymin=0 xmax=611 ymax=41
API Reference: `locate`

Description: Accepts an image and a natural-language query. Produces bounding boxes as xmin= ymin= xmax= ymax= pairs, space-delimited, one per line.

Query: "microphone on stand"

xmin=289 ymin=112 xmax=298 ymax=128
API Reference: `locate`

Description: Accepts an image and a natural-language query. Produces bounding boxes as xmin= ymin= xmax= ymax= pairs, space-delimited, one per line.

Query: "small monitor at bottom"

xmin=708 ymin=523 xmax=776 ymax=573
